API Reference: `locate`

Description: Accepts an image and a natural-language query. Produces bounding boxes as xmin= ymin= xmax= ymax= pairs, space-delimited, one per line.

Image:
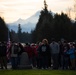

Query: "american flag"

xmin=6 ymin=30 xmax=11 ymax=61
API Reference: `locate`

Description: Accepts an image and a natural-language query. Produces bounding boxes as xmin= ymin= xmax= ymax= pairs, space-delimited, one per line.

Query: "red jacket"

xmin=24 ymin=46 xmax=34 ymax=58
xmin=31 ymin=46 xmax=38 ymax=57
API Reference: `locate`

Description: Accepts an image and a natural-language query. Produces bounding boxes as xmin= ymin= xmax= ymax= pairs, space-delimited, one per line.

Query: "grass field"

xmin=0 ymin=69 xmax=76 ymax=75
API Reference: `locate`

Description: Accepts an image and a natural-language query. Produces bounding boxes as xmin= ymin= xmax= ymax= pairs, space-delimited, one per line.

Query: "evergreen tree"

xmin=0 ymin=17 xmax=8 ymax=42
xmin=10 ymin=29 xmax=19 ymax=42
xmin=32 ymin=0 xmax=53 ymax=43
xmin=21 ymin=32 xmax=32 ymax=43
xmin=31 ymin=0 xmax=74 ymax=42
xmin=17 ymin=24 xmax=22 ymax=42
xmin=54 ymin=13 xmax=72 ymax=41
xmin=72 ymin=21 xmax=76 ymax=41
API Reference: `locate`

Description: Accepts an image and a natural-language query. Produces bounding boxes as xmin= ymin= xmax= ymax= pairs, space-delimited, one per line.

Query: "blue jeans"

xmin=11 ymin=57 xmax=18 ymax=69
xmin=52 ymin=54 xmax=59 ymax=69
xmin=61 ymin=55 xmax=69 ymax=69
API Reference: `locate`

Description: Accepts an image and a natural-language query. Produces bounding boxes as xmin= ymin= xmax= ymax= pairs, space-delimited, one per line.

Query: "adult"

xmin=10 ymin=42 xmax=20 ymax=69
xmin=17 ymin=43 xmax=24 ymax=65
xmin=59 ymin=40 xmax=70 ymax=69
xmin=50 ymin=38 xmax=60 ymax=69
xmin=38 ymin=39 xmax=50 ymax=69
xmin=0 ymin=42 xmax=7 ymax=69
xmin=24 ymin=43 xmax=34 ymax=66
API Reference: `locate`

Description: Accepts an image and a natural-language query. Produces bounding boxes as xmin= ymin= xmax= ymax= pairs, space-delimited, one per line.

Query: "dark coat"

xmin=0 ymin=45 xmax=7 ymax=56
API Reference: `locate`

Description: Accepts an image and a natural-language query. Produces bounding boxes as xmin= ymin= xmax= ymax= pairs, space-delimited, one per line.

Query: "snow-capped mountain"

xmin=8 ymin=10 xmax=55 ymax=33
xmin=8 ymin=11 xmax=40 ymax=33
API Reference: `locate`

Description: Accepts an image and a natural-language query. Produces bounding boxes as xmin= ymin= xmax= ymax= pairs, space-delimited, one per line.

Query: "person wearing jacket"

xmin=50 ymin=38 xmax=60 ymax=69
xmin=10 ymin=42 xmax=20 ymax=69
xmin=31 ymin=43 xmax=38 ymax=67
xmin=24 ymin=43 xmax=34 ymax=66
xmin=0 ymin=42 xmax=7 ymax=69
xmin=67 ymin=43 xmax=75 ymax=70
xmin=38 ymin=39 xmax=51 ymax=69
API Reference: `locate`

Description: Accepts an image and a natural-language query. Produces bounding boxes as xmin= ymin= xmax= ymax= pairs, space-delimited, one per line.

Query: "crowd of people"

xmin=0 ymin=39 xmax=76 ymax=70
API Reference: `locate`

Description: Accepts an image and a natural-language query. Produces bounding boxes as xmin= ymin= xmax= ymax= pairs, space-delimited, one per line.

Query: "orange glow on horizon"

xmin=0 ymin=0 xmax=74 ymax=23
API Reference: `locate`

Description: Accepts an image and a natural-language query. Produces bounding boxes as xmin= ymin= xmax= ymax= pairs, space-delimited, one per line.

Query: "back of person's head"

xmin=26 ymin=43 xmax=30 ymax=46
xmin=18 ymin=42 xmax=22 ymax=46
xmin=63 ymin=40 xmax=68 ymax=44
xmin=51 ymin=38 xmax=55 ymax=42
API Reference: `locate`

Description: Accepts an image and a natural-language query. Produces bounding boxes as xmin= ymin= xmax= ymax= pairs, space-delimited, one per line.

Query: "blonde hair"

xmin=42 ymin=39 xmax=48 ymax=44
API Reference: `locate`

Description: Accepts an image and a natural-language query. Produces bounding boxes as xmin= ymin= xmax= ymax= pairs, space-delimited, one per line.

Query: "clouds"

xmin=47 ymin=0 xmax=74 ymax=12
xmin=0 ymin=0 xmax=74 ymax=23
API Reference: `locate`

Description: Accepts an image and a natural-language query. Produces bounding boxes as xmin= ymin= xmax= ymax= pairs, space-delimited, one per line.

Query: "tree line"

xmin=0 ymin=1 xmax=76 ymax=43
xmin=0 ymin=17 xmax=32 ymax=43
xmin=0 ymin=17 xmax=8 ymax=42
xmin=32 ymin=1 xmax=76 ymax=43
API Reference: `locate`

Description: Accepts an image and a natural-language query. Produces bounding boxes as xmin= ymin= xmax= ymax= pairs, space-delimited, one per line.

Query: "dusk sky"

xmin=0 ymin=0 xmax=74 ymax=23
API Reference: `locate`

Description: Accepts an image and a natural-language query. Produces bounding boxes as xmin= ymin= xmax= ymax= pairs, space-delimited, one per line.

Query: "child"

xmin=67 ymin=43 xmax=75 ymax=70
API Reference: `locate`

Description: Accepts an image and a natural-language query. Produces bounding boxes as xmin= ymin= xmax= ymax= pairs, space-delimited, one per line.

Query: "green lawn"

xmin=0 ymin=70 xmax=76 ymax=75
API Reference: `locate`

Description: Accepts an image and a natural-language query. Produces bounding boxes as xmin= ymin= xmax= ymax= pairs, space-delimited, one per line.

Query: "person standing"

xmin=10 ymin=42 xmax=20 ymax=69
xmin=38 ymin=39 xmax=51 ymax=69
xmin=67 ymin=43 xmax=75 ymax=70
xmin=0 ymin=42 xmax=7 ymax=69
xmin=50 ymin=38 xmax=60 ymax=69
xmin=24 ymin=43 xmax=34 ymax=66
xmin=59 ymin=41 xmax=70 ymax=69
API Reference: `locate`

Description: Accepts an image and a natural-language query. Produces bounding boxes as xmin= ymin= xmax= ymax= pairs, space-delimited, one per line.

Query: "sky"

xmin=0 ymin=0 xmax=74 ymax=23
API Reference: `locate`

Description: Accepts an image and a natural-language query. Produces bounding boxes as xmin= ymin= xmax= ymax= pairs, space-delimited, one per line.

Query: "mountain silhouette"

xmin=8 ymin=10 xmax=54 ymax=33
